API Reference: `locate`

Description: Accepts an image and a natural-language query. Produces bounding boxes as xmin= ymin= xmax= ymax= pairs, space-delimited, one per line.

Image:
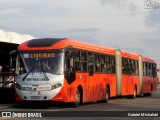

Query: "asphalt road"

xmin=0 ymin=85 xmax=160 ymax=120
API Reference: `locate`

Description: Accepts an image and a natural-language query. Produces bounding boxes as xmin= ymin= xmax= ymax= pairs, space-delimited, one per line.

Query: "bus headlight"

xmin=51 ymin=83 xmax=62 ymax=90
xmin=15 ymin=82 xmax=21 ymax=90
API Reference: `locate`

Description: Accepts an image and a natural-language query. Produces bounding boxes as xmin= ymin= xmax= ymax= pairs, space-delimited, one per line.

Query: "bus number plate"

xmin=29 ymin=92 xmax=40 ymax=95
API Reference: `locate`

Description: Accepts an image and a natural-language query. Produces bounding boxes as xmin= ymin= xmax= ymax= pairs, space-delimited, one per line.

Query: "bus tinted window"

xmin=122 ymin=58 xmax=138 ymax=75
xmin=105 ymin=55 xmax=116 ymax=74
xmin=94 ymin=54 xmax=100 ymax=73
xmin=73 ymin=50 xmax=81 ymax=71
xmin=88 ymin=52 xmax=94 ymax=76
xmin=143 ymin=62 xmax=157 ymax=77
xmin=81 ymin=51 xmax=87 ymax=72
xmin=101 ymin=55 xmax=106 ymax=73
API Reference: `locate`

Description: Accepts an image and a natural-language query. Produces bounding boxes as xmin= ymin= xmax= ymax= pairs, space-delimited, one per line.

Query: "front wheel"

xmin=101 ymin=87 xmax=109 ymax=103
xmin=131 ymin=87 xmax=137 ymax=99
xmin=72 ymin=89 xmax=81 ymax=107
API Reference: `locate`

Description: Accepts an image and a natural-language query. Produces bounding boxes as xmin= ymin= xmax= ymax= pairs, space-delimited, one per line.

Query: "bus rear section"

xmin=141 ymin=56 xmax=158 ymax=96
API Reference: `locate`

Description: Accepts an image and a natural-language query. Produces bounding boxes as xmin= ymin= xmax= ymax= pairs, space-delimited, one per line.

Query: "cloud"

xmin=145 ymin=9 xmax=160 ymax=26
xmin=0 ymin=29 xmax=34 ymax=44
xmin=99 ymin=0 xmax=127 ymax=8
xmin=144 ymin=8 xmax=160 ymax=36
xmin=141 ymin=39 xmax=160 ymax=47
xmin=0 ymin=0 xmax=159 ymax=63
xmin=49 ymin=28 xmax=100 ymax=43
xmin=98 ymin=0 xmax=143 ymax=16
xmin=0 ymin=1 xmax=71 ymax=18
xmin=128 ymin=2 xmax=138 ymax=15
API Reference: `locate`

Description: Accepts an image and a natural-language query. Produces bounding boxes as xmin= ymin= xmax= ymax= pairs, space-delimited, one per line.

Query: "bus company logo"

xmin=144 ymin=0 xmax=160 ymax=9
xmin=2 ymin=112 xmax=11 ymax=117
xmin=26 ymin=78 xmax=49 ymax=81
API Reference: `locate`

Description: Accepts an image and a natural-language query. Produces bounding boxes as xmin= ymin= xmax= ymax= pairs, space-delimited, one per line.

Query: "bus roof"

xmin=141 ymin=56 xmax=156 ymax=63
xmin=18 ymin=38 xmax=115 ymax=55
xmin=18 ymin=38 xmax=156 ymax=63
xmin=121 ymin=50 xmax=139 ymax=60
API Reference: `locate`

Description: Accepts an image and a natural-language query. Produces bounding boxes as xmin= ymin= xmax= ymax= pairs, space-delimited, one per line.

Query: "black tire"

xmin=131 ymin=87 xmax=137 ymax=99
xmin=101 ymin=87 xmax=109 ymax=103
xmin=148 ymin=88 xmax=152 ymax=96
xmin=72 ymin=89 xmax=81 ymax=108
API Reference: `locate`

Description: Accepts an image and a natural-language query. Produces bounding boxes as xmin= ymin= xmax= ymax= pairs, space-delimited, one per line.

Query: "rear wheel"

xmin=148 ymin=88 xmax=152 ymax=96
xmin=72 ymin=89 xmax=81 ymax=107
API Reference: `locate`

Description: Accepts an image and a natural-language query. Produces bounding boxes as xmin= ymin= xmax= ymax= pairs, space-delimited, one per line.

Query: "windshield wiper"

xmin=22 ymin=66 xmax=34 ymax=81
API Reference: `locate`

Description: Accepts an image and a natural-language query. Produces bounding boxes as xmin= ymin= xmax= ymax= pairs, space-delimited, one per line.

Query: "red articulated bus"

xmin=10 ymin=38 xmax=158 ymax=107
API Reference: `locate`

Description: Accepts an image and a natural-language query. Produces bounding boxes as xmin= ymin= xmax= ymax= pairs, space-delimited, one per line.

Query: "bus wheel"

xmin=72 ymin=89 xmax=81 ymax=107
xmin=131 ymin=87 xmax=137 ymax=99
xmin=101 ymin=87 xmax=109 ymax=103
xmin=148 ymin=88 xmax=152 ymax=96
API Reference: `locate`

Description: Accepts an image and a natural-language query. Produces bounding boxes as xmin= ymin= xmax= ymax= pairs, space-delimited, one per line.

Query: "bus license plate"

xmin=29 ymin=92 xmax=41 ymax=95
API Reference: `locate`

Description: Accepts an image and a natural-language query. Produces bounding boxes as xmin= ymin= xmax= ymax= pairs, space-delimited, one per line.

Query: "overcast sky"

xmin=0 ymin=0 xmax=160 ymax=64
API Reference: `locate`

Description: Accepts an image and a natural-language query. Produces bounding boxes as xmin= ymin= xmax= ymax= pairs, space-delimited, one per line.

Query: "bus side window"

xmin=135 ymin=61 xmax=139 ymax=75
xmin=131 ymin=60 xmax=134 ymax=75
xmin=110 ymin=56 xmax=115 ymax=73
xmin=81 ymin=51 xmax=87 ymax=72
xmin=88 ymin=52 xmax=93 ymax=76
xmin=73 ymin=50 xmax=81 ymax=71
xmin=146 ymin=63 xmax=149 ymax=76
xmin=65 ymin=51 xmax=73 ymax=72
xmin=64 ymin=50 xmax=76 ymax=84
xmin=152 ymin=64 xmax=157 ymax=78
xmin=75 ymin=61 xmax=81 ymax=71
xmin=134 ymin=60 xmax=138 ymax=75
xmin=149 ymin=63 xmax=152 ymax=76
xmin=143 ymin=62 xmax=146 ymax=76
xmin=122 ymin=58 xmax=126 ymax=74
xmin=106 ymin=56 xmax=111 ymax=73
xmin=101 ymin=55 xmax=106 ymax=73
xmin=127 ymin=59 xmax=131 ymax=74
xmin=94 ymin=54 xmax=100 ymax=73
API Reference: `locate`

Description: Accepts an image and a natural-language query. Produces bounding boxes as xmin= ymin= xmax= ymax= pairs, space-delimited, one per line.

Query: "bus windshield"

xmin=18 ymin=52 xmax=64 ymax=75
